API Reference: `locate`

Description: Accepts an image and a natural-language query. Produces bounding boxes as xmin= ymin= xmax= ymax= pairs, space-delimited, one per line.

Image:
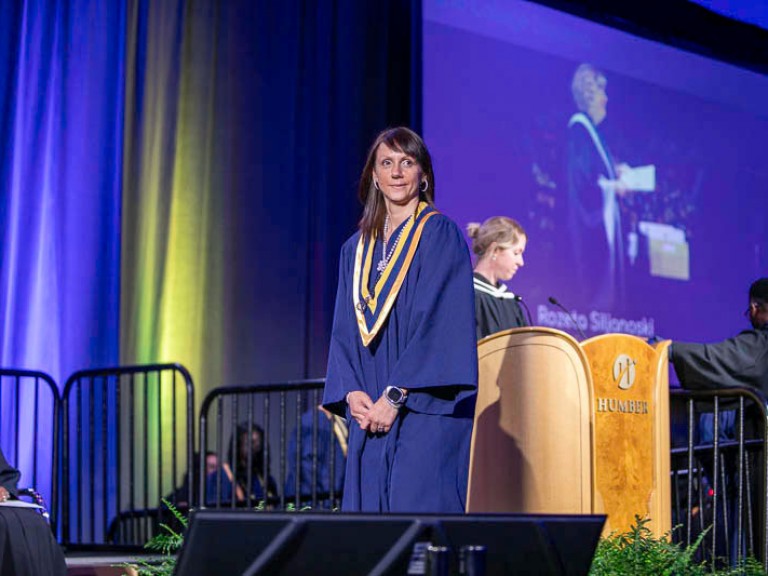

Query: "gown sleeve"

xmin=323 ymin=236 xmax=365 ymax=417
xmin=671 ymin=329 xmax=768 ymax=392
xmin=474 ymin=291 xmax=491 ymax=341
xmin=386 ymin=215 xmax=478 ymax=415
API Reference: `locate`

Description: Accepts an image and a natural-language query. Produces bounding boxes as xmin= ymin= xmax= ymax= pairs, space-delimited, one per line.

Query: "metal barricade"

xmin=198 ymin=379 xmax=345 ymax=512
xmin=670 ymin=387 xmax=768 ymax=570
xmin=0 ymin=368 xmax=60 ymax=532
xmin=61 ymin=363 xmax=194 ymax=548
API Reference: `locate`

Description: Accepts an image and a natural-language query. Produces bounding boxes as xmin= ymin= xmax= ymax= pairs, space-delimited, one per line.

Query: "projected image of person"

xmin=467 ymin=216 xmax=528 ymax=340
xmin=567 ymin=63 xmax=632 ymax=309
xmin=323 ymin=127 xmax=477 ymax=513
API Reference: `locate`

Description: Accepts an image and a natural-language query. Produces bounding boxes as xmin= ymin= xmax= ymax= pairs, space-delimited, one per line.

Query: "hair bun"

xmin=466 ymin=222 xmax=481 ymax=238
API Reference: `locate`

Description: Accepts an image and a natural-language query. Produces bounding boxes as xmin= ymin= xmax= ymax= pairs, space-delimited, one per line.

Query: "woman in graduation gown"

xmin=323 ymin=127 xmax=477 ymax=513
xmin=0 ymin=448 xmax=66 ymax=575
xmin=467 ymin=216 xmax=528 ymax=340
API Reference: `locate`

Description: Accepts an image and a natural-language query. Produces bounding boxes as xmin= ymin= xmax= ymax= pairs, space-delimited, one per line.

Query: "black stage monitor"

xmin=173 ymin=510 xmax=293 ymax=576
xmin=174 ymin=510 xmax=605 ymax=576
xmin=174 ymin=510 xmax=423 ymax=576
xmin=242 ymin=513 xmax=424 ymax=576
xmin=436 ymin=514 xmax=605 ymax=576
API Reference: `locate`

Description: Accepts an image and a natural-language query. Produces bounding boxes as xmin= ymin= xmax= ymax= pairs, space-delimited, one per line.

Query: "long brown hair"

xmin=358 ymin=127 xmax=435 ymax=237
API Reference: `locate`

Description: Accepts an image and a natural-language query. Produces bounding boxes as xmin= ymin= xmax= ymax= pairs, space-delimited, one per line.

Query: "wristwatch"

xmin=384 ymin=385 xmax=407 ymax=409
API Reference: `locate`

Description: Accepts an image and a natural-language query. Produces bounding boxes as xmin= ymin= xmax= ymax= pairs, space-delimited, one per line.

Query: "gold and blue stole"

xmin=353 ymin=202 xmax=438 ymax=346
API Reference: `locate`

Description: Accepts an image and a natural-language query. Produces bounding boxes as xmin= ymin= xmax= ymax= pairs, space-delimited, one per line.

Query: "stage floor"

xmin=65 ymin=552 xmax=166 ymax=576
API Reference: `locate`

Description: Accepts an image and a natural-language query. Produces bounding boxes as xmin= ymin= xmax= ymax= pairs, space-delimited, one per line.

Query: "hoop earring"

xmin=374 ymin=180 xmax=381 ymax=191
xmin=420 ymin=180 xmax=428 ymax=192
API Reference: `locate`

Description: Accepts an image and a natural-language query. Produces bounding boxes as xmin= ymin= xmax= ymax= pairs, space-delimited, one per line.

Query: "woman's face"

xmin=372 ymin=142 xmax=424 ymax=212
xmin=588 ymin=82 xmax=608 ymax=125
xmin=239 ymin=430 xmax=263 ymax=461
xmin=205 ymin=453 xmax=219 ymax=476
xmin=492 ymin=235 xmax=527 ymax=281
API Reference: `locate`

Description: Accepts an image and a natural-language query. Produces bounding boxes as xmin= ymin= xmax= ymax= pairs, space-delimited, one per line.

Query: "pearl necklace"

xmin=377 ymin=214 xmax=410 ymax=274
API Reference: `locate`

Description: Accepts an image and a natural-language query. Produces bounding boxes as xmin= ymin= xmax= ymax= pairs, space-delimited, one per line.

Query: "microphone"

xmin=548 ymin=296 xmax=587 ymax=340
xmin=514 ymin=294 xmax=533 ymax=326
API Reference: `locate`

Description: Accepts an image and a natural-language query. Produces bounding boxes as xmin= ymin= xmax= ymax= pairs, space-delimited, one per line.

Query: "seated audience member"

xmin=284 ymin=405 xmax=347 ymax=507
xmin=467 ymin=216 xmax=528 ymax=340
xmin=206 ymin=424 xmax=278 ymax=505
xmin=167 ymin=450 xmax=219 ymax=507
xmin=0 ymin=447 xmax=66 ymax=576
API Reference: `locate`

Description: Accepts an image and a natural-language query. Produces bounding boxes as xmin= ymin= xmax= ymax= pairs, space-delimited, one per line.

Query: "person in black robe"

xmin=670 ymin=278 xmax=768 ymax=392
xmin=323 ymin=127 xmax=477 ymax=513
xmin=0 ymin=447 xmax=66 ymax=575
xmin=0 ymin=452 xmax=19 ymax=500
xmin=670 ymin=278 xmax=768 ymax=563
xmin=467 ymin=216 xmax=528 ymax=340
xmin=670 ymin=276 xmax=768 ymax=468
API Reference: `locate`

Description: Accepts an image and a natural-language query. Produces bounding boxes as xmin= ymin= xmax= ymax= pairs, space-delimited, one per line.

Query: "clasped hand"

xmin=347 ymin=391 xmax=398 ymax=435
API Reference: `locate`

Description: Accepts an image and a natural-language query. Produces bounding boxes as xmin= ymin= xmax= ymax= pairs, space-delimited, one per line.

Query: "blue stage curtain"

xmin=213 ymin=0 xmax=422 ymax=383
xmin=0 ymin=0 xmax=419 ymax=509
xmin=0 ymin=2 xmax=124 ymax=490
xmin=118 ymin=0 xmax=421 ymax=400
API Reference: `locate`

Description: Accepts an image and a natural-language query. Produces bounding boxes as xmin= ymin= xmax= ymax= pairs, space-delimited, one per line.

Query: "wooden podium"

xmin=467 ymin=327 xmax=671 ymax=536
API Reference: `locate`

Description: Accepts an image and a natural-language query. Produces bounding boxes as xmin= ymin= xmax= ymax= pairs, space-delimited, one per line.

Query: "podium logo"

xmin=613 ymin=354 xmax=636 ymax=390
xmin=597 ymin=354 xmax=647 ymax=415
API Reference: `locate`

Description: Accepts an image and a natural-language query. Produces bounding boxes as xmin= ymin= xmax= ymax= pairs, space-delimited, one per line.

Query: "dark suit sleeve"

xmin=0 ymin=448 xmax=20 ymax=496
xmin=671 ymin=329 xmax=768 ymax=393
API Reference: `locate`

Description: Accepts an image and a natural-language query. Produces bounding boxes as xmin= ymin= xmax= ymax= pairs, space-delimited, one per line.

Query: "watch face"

xmin=386 ymin=386 xmax=404 ymax=404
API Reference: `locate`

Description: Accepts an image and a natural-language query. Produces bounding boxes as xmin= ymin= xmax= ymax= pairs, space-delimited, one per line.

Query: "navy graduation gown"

xmin=567 ymin=112 xmax=625 ymax=308
xmin=323 ymin=212 xmax=477 ymax=513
